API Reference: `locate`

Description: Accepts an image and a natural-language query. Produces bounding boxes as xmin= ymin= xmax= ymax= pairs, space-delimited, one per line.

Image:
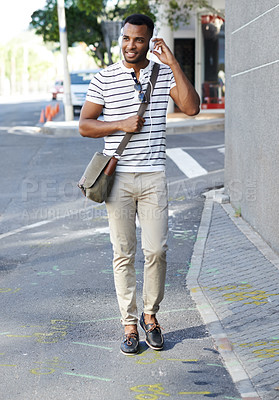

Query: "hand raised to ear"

xmin=151 ymin=38 xmax=176 ymax=67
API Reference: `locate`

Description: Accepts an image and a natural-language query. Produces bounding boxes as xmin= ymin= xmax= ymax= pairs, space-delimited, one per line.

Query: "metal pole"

xmin=57 ymin=0 xmax=73 ymax=121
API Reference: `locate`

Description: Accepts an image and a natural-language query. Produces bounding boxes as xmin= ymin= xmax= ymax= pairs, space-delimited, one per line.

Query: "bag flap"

xmin=80 ymin=152 xmax=112 ymax=189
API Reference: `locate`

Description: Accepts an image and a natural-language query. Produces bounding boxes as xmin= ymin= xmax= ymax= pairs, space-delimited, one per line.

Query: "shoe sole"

xmin=144 ymin=339 xmax=164 ymax=351
xmin=120 ymin=348 xmax=139 ymax=356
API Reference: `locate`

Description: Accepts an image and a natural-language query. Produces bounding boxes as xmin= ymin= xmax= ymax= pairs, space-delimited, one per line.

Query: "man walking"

xmin=79 ymin=13 xmax=200 ymax=355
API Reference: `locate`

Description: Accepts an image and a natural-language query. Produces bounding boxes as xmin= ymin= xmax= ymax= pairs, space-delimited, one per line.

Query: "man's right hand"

xmin=119 ymin=115 xmax=145 ymax=133
xmin=79 ymin=101 xmax=145 ymax=138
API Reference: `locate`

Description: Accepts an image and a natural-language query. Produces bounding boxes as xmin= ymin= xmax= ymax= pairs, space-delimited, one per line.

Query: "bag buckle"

xmin=112 ymin=152 xmax=121 ymax=160
xmin=77 ymin=177 xmax=86 ymax=197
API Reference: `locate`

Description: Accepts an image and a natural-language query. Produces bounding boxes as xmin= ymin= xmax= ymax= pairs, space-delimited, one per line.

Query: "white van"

xmin=70 ymin=69 xmax=102 ymax=115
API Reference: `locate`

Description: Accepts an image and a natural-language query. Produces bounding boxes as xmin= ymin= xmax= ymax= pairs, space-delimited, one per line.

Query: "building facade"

xmin=225 ymin=2 xmax=279 ymax=253
xmin=156 ymin=0 xmax=225 ymax=112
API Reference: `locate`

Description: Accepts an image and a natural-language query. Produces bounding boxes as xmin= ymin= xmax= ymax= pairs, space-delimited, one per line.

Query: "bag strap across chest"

xmin=114 ymin=62 xmax=160 ymax=157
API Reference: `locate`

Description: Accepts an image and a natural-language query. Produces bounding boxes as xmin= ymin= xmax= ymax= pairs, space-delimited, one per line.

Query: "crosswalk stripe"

xmin=166 ymin=148 xmax=208 ymax=178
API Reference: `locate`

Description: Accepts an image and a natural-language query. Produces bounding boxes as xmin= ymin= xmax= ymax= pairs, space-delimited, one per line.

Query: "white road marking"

xmin=0 ymin=203 xmax=99 ymax=240
xmin=1 ymin=146 xmax=215 ymax=239
xmin=0 ymin=220 xmax=51 ymax=240
xmin=0 ymin=126 xmax=42 ymax=135
xmin=181 ymin=144 xmax=224 ymax=150
xmin=166 ymin=148 xmax=207 ymax=178
xmin=0 ymin=221 xmax=110 ymax=243
xmin=218 ymin=147 xmax=225 ymax=154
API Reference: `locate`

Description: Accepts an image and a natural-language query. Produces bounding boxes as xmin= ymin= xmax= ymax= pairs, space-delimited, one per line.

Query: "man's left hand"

xmin=151 ymin=38 xmax=176 ymax=67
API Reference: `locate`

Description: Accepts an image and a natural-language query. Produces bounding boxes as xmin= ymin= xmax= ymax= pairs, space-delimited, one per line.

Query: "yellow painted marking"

xmin=0 ymin=288 xmax=21 ymax=293
xmin=0 ymin=288 xmax=12 ymax=293
xmin=190 ymin=287 xmax=200 ymax=293
xmin=136 ymin=351 xmax=198 ymax=365
xmin=205 ymin=283 xmax=279 ymax=305
xmin=6 ymin=335 xmax=33 ymax=338
xmin=30 ymin=368 xmax=56 ymax=375
xmin=253 ymin=348 xmax=279 ymax=358
xmin=131 ymin=384 xmax=170 ymax=397
xmin=51 ymin=319 xmax=73 ymax=325
xmin=136 ymin=351 xmax=163 ymax=365
xmin=0 ymin=364 xmax=17 ymax=367
xmin=34 ymin=331 xmax=67 ymax=343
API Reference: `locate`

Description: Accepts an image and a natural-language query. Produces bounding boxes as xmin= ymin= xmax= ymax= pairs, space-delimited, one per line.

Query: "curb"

xmin=40 ymin=118 xmax=224 ymax=136
xmin=188 ymin=195 xmax=261 ymax=400
xmin=166 ymin=118 xmax=224 ymax=134
xmin=41 ymin=121 xmax=79 ymax=137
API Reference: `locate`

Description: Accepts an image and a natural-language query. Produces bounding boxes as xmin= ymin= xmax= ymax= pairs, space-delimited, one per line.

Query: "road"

xmin=0 ymin=101 xmax=241 ymax=400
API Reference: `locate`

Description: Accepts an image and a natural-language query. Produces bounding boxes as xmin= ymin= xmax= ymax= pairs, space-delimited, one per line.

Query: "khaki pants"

xmin=106 ymin=171 xmax=168 ymax=325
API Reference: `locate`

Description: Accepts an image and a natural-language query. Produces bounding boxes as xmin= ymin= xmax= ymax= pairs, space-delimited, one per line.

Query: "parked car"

xmin=70 ymin=69 xmax=102 ymax=115
xmin=51 ymin=79 xmax=63 ymax=100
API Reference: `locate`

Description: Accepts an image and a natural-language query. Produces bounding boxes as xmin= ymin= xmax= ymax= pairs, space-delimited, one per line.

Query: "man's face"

xmin=122 ymin=23 xmax=151 ymax=64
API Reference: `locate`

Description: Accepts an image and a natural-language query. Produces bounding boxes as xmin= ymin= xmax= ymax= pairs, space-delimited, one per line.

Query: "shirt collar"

xmin=119 ymin=60 xmax=154 ymax=75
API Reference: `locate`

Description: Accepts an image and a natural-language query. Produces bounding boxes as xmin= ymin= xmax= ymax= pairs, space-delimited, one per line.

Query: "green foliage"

xmin=113 ymin=0 xmax=155 ymax=21
xmin=76 ymin=0 xmax=105 ymax=15
xmin=235 ymin=207 xmax=242 ymax=218
xmin=30 ymin=0 xmax=107 ymax=66
xmin=26 ymin=46 xmax=53 ymax=80
xmin=152 ymin=0 xmax=219 ymax=30
xmin=30 ymin=0 xmax=220 ymax=66
xmin=1 ymin=35 xmax=54 ymax=95
xmin=30 ymin=0 xmax=101 ymax=47
xmin=30 ymin=1 xmax=59 ymax=43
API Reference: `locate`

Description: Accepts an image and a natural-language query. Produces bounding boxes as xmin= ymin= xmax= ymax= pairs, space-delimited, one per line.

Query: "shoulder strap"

xmin=115 ymin=63 xmax=160 ymax=157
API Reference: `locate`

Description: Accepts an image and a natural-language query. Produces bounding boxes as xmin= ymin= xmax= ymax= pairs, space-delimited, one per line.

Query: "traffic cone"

xmin=45 ymin=105 xmax=52 ymax=121
xmin=50 ymin=106 xmax=56 ymax=118
xmin=39 ymin=109 xmax=45 ymax=123
xmin=45 ymin=106 xmax=49 ymax=120
xmin=55 ymin=103 xmax=60 ymax=114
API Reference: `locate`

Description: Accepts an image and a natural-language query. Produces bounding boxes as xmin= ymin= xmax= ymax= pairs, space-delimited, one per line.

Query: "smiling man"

xmin=79 ymin=14 xmax=200 ymax=356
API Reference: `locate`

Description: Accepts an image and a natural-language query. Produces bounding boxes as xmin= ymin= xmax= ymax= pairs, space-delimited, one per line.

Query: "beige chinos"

xmin=105 ymin=171 xmax=168 ymax=326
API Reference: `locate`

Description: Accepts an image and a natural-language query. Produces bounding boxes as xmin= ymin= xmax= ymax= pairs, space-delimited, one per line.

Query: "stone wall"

xmin=225 ymin=2 xmax=279 ymax=253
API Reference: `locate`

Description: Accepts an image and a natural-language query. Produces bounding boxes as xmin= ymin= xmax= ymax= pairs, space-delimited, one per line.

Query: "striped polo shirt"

xmin=86 ymin=60 xmax=176 ymax=172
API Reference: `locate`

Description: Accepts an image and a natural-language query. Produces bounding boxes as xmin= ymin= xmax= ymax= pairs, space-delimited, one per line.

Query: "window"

xmin=201 ymin=15 xmax=225 ymax=109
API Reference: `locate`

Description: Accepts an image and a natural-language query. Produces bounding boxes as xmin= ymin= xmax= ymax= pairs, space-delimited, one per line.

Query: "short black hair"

xmin=123 ymin=14 xmax=154 ymax=37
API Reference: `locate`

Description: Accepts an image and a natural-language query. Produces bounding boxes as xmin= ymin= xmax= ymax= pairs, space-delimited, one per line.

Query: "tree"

xmin=155 ymin=0 xmax=222 ymax=30
xmin=30 ymin=0 xmax=106 ymax=66
xmin=30 ymin=0 xmax=220 ymax=67
xmin=76 ymin=0 xmax=222 ymax=29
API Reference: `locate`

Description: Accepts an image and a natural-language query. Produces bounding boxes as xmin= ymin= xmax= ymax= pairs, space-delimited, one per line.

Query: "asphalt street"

xmin=0 ymin=101 xmax=241 ymax=399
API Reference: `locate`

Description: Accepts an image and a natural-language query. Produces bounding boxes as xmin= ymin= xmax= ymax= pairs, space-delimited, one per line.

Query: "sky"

xmin=0 ymin=0 xmax=47 ymax=43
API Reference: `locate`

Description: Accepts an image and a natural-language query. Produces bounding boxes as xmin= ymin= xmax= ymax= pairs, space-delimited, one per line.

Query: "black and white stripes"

xmin=86 ymin=61 xmax=176 ymax=172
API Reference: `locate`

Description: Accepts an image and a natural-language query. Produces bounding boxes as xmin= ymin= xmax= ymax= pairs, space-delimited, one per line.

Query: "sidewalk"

xmin=41 ymin=110 xmax=225 ymax=136
xmin=189 ymin=190 xmax=279 ymax=400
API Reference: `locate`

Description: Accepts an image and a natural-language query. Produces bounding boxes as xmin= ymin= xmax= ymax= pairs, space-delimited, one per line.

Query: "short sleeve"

xmin=170 ymin=69 xmax=176 ymax=90
xmin=86 ymin=73 xmax=104 ymax=105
